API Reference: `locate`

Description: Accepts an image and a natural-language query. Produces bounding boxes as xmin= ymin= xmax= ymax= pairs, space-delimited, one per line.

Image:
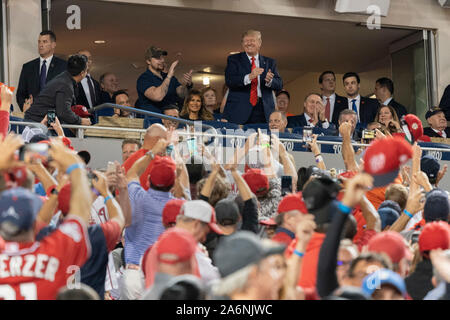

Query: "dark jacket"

xmin=24 ymin=71 xmax=81 ymax=125
xmin=75 ymin=76 xmax=101 ymax=109
xmin=439 ymin=85 xmax=450 ymax=120
xmin=223 ymin=52 xmax=283 ymax=124
xmin=388 ymin=99 xmax=408 ymax=119
xmin=359 ymin=97 xmax=379 ymax=125
xmin=16 ymin=56 xmax=67 ymax=111
xmin=327 ymin=94 xmax=348 ymax=126
xmin=287 ymin=114 xmax=330 ymax=128
xmin=424 ymin=126 xmax=450 ymax=138
xmin=405 ymin=259 xmax=434 ymax=300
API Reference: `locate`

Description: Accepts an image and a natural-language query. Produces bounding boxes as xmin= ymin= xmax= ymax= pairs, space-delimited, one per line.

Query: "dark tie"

xmin=40 ymin=60 xmax=47 ymax=91
xmin=250 ymin=57 xmax=257 ymax=106
xmin=86 ymin=75 xmax=97 ymax=107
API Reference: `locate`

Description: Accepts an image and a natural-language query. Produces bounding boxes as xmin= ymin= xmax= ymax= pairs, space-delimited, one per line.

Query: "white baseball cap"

xmin=180 ymin=200 xmax=223 ymax=235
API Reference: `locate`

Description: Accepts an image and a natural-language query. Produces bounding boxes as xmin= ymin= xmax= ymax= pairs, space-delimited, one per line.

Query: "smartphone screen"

xmin=166 ymin=144 xmax=174 ymax=156
xmin=281 ymin=175 xmax=293 ymax=196
xmin=18 ymin=143 xmax=49 ymax=162
xmin=186 ymin=138 xmax=197 ymax=156
xmin=47 ymin=110 xmax=56 ymax=126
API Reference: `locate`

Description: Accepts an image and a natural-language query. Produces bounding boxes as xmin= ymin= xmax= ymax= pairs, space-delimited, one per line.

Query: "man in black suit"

xmin=343 ymin=72 xmax=379 ymax=126
xmin=16 ymin=30 xmax=67 ymax=111
xmin=439 ymin=84 xmax=450 ymax=120
xmin=287 ymin=93 xmax=332 ymax=129
xmin=374 ymin=77 xmax=407 ymax=119
xmin=223 ymin=30 xmax=283 ymax=124
xmin=319 ymin=71 xmax=348 ymax=127
xmin=76 ymin=50 xmax=101 ymax=110
xmin=423 ymin=107 xmax=450 ymax=138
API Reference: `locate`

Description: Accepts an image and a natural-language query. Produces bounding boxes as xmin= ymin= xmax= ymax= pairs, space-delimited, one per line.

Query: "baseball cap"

xmin=155 ymin=228 xmax=197 ymax=264
xmin=159 ymin=274 xmax=205 ymax=300
xmin=149 ymin=156 xmax=176 ymax=188
xmin=425 ymin=107 xmax=444 ymax=120
xmin=418 ymin=221 xmax=450 ymax=253
xmin=215 ymin=199 xmax=240 ymax=226
xmin=377 ymin=200 xmax=401 ymax=230
xmin=361 ymin=269 xmax=407 ymax=298
xmin=367 ymin=231 xmax=410 ymax=264
xmin=363 ymin=137 xmax=412 ymax=187
xmin=213 ymin=231 xmax=286 ymax=278
xmin=148 ymin=46 xmax=168 ymax=59
xmin=242 ymin=168 xmax=269 ymax=197
xmin=421 ymin=155 xmax=440 ymax=181
xmin=58 ymin=183 xmax=71 ymax=216
xmin=3 ymin=166 xmax=29 ymax=189
xmin=77 ymin=150 xmax=91 ymax=165
xmin=423 ymin=188 xmax=450 ymax=222
xmin=0 ymin=187 xmax=43 ymax=236
xmin=401 ymin=114 xmax=424 ymax=143
xmin=277 ymin=193 xmax=308 ymax=214
xmin=302 ymin=176 xmax=341 ymax=224
xmin=327 ymin=286 xmax=371 ymax=300
xmin=162 ymin=199 xmax=186 ymax=227
xmin=22 ymin=126 xmax=46 ymax=143
xmin=71 ymin=105 xmax=91 ymax=118
xmin=259 ymin=218 xmax=277 ymax=226
xmin=180 ymin=200 xmax=223 ymax=234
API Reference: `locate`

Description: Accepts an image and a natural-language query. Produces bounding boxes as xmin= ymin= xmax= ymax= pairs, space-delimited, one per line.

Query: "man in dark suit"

xmin=343 ymin=72 xmax=379 ymax=126
xmin=374 ymin=77 xmax=407 ymax=119
xmin=439 ymin=84 xmax=450 ymax=120
xmin=319 ymin=71 xmax=348 ymax=126
xmin=16 ymin=30 xmax=66 ymax=111
xmin=76 ymin=50 xmax=101 ymax=110
xmin=423 ymin=107 xmax=450 ymax=138
xmin=223 ymin=30 xmax=283 ymax=125
xmin=287 ymin=93 xmax=333 ymax=130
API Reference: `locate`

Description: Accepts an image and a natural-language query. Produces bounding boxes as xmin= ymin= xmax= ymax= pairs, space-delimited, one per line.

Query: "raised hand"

xmin=339 ymin=121 xmax=353 ymax=139
xmin=341 ymin=173 xmax=374 ymax=208
xmin=0 ymin=133 xmax=23 ymax=170
xmin=264 ymin=69 xmax=274 ymax=84
xmin=250 ymin=67 xmax=264 ymax=81
xmin=167 ymin=60 xmax=179 ymax=78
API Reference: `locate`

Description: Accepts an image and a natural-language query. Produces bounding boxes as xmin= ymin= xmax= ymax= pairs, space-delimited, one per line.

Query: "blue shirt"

xmin=136 ymin=69 xmax=181 ymax=112
xmin=124 ymin=181 xmax=175 ymax=265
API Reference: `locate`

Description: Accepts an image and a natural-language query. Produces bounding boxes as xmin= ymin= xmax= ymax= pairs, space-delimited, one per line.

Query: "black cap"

xmin=421 ymin=154 xmax=440 ymax=180
xmin=215 ymin=199 xmax=240 ymax=226
xmin=149 ymin=46 xmax=168 ymax=59
xmin=425 ymin=107 xmax=444 ymax=120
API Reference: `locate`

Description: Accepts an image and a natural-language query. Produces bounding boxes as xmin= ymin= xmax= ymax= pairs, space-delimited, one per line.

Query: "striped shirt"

xmin=124 ymin=181 xmax=175 ymax=265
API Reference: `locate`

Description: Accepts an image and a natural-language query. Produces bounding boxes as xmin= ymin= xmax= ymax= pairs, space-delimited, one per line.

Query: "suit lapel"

xmin=34 ymin=58 xmax=41 ymax=87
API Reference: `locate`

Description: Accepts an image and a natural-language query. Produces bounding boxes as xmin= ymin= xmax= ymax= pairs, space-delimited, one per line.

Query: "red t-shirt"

xmin=100 ymin=220 xmax=122 ymax=252
xmin=0 ymin=216 xmax=90 ymax=300
xmin=0 ymin=110 xmax=9 ymax=138
xmin=271 ymin=231 xmax=294 ymax=247
xmin=122 ymin=148 xmax=154 ymax=190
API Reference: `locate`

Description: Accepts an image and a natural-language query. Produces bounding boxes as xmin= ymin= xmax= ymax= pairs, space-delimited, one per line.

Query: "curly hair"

xmin=180 ymin=89 xmax=214 ymax=121
xmin=196 ymin=174 xmax=231 ymax=207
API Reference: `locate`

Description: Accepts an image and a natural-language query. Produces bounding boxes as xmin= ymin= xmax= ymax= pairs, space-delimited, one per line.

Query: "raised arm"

xmin=144 ymin=61 xmax=179 ymax=102
xmin=307 ymin=134 xmax=326 ymax=171
xmin=114 ymin=163 xmax=132 ymax=227
xmin=339 ymin=122 xmax=359 ymax=172
xmin=389 ymin=187 xmax=425 ymax=233
xmin=199 ymin=163 xmax=220 ymax=200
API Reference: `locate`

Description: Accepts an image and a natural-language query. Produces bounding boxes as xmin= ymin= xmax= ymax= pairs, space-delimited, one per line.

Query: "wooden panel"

xmin=98 ymin=116 xmax=144 ymax=128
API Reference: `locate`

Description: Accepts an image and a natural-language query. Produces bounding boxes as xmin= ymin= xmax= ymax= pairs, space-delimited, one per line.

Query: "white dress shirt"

xmin=39 ymin=55 xmax=53 ymax=78
xmin=382 ymin=97 xmax=393 ymax=106
xmin=304 ymin=113 xmax=329 ymax=129
xmin=348 ymin=94 xmax=361 ymax=122
xmin=432 ymin=128 xmax=447 ymax=138
xmin=243 ymin=53 xmax=272 ymax=98
xmin=80 ymin=74 xmax=95 ymax=108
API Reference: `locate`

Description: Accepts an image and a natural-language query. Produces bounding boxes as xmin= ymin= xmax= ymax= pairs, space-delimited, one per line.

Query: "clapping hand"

xmin=265 ymin=69 xmax=274 ymax=84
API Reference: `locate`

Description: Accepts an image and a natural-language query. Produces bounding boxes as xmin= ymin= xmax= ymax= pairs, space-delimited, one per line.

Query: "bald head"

xmin=143 ymin=123 xmax=167 ymax=149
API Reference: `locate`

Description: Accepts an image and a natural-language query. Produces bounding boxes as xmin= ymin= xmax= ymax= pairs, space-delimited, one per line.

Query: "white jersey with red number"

xmin=0 ymin=216 xmax=91 ymax=300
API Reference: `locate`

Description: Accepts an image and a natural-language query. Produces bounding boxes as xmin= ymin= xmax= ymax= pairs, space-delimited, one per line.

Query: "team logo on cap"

xmin=369 ymin=154 xmax=386 ymax=173
xmin=412 ymin=123 xmax=418 ymax=130
xmin=1 ymin=206 xmax=19 ymax=220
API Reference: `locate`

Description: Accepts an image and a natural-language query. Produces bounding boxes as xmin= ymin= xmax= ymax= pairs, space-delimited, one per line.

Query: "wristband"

xmin=66 ymin=163 xmax=85 ymax=175
xmin=314 ymin=153 xmax=322 ymax=157
xmin=104 ymin=195 xmax=113 ymax=204
xmin=403 ymin=209 xmax=413 ymax=219
xmin=338 ymin=201 xmax=352 ymax=214
xmin=315 ymin=156 xmax=323 ymax=163
xmin=261 ymin=143 xmax=271 ymax=149
xmin=293 ymin=250 xmax=304 ymax=258
xmin=46 ymin=185 xmax=58 ymax=197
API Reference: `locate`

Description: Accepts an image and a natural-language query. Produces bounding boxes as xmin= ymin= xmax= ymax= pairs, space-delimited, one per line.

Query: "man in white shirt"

xmin=76 ymin=50 xmax=101 ymax=110
xmin=319 ymin=71 xmax=348 ymax=126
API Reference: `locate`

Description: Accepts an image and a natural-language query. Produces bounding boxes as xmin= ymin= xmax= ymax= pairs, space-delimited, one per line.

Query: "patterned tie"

xmin=325 ymin=97 xmax=330 ymax=120
xmin=40 ymin=60 xmax=47 ymax=91
xmin=86 ymin=75 xmax=97 ymax=107
xmin=250 ymin=57 xmax=257 ymax=106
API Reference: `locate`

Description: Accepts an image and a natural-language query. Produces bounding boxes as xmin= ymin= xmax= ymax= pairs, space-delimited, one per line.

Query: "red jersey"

xmin=0 ymin=216 xmax=91 ymax=300
xmin=122 ymin=148 xmax=154 ymax=190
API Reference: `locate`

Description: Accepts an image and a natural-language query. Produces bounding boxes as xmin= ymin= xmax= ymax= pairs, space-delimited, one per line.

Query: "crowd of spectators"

xmin=0 ymin=26 xmax=450 ymax=301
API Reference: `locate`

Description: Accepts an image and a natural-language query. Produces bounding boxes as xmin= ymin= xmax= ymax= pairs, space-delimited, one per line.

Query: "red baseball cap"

xmin=363 ymin=137 xmax=412 ymax=187
xmin=57 ymin=183 xmax=71 ymax=216
xmin=148 ymin=156 xmax=176 ymax=188
xmin=367 ymin=231 xmax=410 ymax=264
xmin=162 ymin=199 xmax=186 ymax=227
xmin=71 ymin=105 xmax=91 ymax=118
xmin=180 ymin=200 xmax=223 ymax=235
xmin=242 ymin=168 xmax=269 ymax=197
xmin=3 ymin=166 xmax=28 ymax=189
xmin=401 ymin=114 xmax=424 ymax=143
xmin=419 ymin=221 xmax=450 ymax=252
xmin=155 ymin=228 xmax=197 ymax=264
xmin=259 ymin=218 xmax=277 ymax=226
xmin=277 ymin=193 xmax=308 ymax=214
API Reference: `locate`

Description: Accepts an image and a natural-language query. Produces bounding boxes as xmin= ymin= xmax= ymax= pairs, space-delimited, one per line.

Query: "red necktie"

xmin=438 ymin=131 xmax=443 ymax=137
xmin=250 ymin=57 xmax=257 ymax=106
xmin=325 ymin=97 xmax=330 ymax=120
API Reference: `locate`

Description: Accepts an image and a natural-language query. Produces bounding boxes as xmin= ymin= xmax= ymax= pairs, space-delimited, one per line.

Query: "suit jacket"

xmin=75 ymin=76 xmax=101 ymax=109
xmin=388 ymin=99 xmax=408 ymax=119
xmin=16 ymin=56 xmax=67 ymax=111
xmin=326 ymin=94 xmax=348 ymax=126
xmin=359 ymin=97 xmax=379 ymax=125
xmin=439 ymin=85 xmax=450 ymax=120
xmin=287 ymin=114 xmax=329 ymax=129
xmin=223 ymin=52 xmax=282 ymax=124
xmin=423 ymin=126 xmax=450 ymax=138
